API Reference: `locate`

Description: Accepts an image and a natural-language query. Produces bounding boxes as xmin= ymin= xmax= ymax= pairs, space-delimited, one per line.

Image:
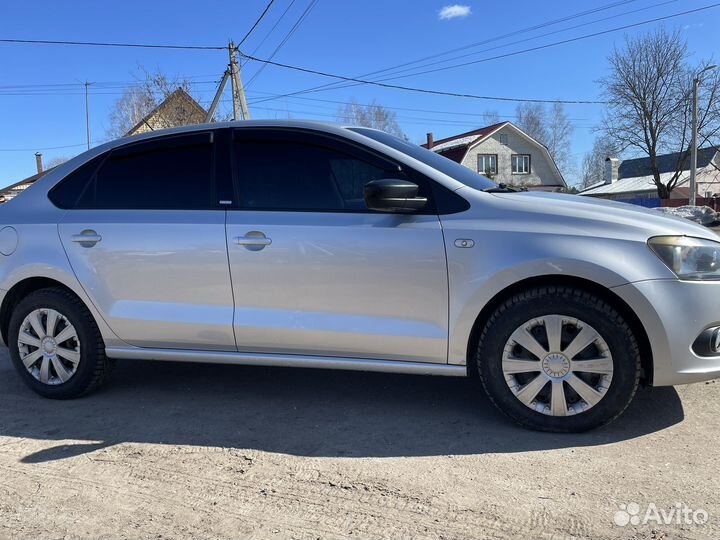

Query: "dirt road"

xmin=0 ymin=349 xmax=718 ymax=539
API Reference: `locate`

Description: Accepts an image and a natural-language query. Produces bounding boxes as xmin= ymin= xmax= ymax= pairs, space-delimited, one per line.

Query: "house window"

xmin=512 ymin=154 xmax=531 ymax=174
xmin=477 ymin=154 xmax=497 ymax=175
xmin=499 ymin=134 xmax=508 ymax=145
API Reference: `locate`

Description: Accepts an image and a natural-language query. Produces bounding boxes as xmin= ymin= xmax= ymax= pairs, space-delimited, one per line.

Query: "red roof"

xmin=422 ymin=122 xmax=510 ymax=163
xmin=421 ymin=122 xmax=508 ymax=150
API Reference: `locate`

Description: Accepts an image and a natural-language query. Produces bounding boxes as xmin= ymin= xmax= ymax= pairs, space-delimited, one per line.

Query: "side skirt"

xmin=105 ymin=347 xmax=467 ymax=377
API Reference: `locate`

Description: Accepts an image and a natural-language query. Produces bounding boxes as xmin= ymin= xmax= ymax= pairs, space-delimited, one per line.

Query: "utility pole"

xmin=205 ymin=70 xmax=230 ymax=122
xmin=84 ymin=81 xmax=91 ymax=150
xmin=228 ymin=41 xmax=250 ymax=120
xmin=690 ymin=64 xmax=717 ymax=206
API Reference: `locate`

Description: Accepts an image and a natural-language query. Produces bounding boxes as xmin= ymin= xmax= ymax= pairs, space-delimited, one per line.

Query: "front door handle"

xmin=71 ymin=230 xmax=102 ymax=247
xmin=234 ymin=231 xmax=272 ymax=251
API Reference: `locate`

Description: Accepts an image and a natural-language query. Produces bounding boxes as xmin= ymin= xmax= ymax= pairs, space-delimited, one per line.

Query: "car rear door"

xmin=225 ymin=128 xmax=449 ymax=363
xmin=56 ymin=130 xmax=236 ymax=351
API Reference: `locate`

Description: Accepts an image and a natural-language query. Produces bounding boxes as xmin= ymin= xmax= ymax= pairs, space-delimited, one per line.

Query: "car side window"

xmin=72 ymin=132 xmax=215 ymax=210
xmin=48 ymin=154 xmax=106 ymax=209
xmin=233 ymin=132 xmax=427 ymax=212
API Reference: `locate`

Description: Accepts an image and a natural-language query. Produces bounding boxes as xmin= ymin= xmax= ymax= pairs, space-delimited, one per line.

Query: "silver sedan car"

xmin=1 ymin=121 xmax=719 ymax=432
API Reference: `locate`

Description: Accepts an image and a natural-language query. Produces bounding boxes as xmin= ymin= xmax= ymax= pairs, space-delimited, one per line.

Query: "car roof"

xmin=111 ymin=120 xmax=356 ymax=146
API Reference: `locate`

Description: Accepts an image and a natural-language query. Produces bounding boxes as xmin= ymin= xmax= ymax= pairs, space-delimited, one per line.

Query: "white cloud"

xmin=438 ymin=4 xmax=471 ymax=20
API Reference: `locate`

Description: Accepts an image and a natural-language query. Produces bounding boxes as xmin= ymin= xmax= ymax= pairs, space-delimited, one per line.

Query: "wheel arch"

xmin=465 ymin=275 xmax=654 ymax=385
xmin=1 ymin=277 xmax=90 ymax=346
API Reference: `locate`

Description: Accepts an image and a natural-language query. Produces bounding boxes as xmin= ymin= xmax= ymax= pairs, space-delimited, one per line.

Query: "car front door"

xmin=56 ymin=131 xmax=236 ymax=351
xmin=226 ymin=129 xmax=449 ymax=364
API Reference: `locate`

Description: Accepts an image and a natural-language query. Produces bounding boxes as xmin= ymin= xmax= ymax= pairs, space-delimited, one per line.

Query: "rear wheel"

xmin=477 ymin=286 xmax=640 ymax=432
xmin=8 ymin=288 xmax=112 ymax=399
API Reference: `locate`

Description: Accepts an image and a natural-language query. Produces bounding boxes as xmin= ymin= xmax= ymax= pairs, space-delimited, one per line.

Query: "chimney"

xmin=35 ymin=152 xmax=43 ymax=174
xmin=426 ymin=132 xmax=434 ymax=149
xmin=604 ymin=157 xmax=619 ymax=184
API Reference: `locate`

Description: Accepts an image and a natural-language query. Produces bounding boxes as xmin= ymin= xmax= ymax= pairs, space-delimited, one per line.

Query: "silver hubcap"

xmin=502 ymin=315 xmax=613 ymax=416
xmin=17 ymin=308 xmax=81 ymax=385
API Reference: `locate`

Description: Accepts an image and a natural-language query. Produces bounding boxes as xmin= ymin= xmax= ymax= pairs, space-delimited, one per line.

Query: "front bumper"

xmin=612 ymin=279 xmax=720 ymax=386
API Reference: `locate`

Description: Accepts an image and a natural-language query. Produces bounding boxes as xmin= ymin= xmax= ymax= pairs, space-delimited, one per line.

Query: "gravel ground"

xmin=0 ymin=348 xmax=718 ymax=540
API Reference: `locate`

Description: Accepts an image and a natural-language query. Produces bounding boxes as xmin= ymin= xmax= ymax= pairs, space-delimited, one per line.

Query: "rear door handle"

xmin=71 ymin=230 xmax=102 ymax=247
xmin=234 ymin=231 xmax=271 ymax=251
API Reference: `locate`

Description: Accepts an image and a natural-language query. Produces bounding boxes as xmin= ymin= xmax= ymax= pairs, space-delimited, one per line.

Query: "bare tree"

xmin=581 ymin=135 xmax=622 ymax=188
xmin=45 ymin=156 xmax=71 ymax=169
xmin=107 ymin=68 xmax=196 ymax=139
xmin=482 ymin=110 xmax=501 ymax=125
xmin=545 ymin=103 xmax=574 ymax=179
xmin=337 ymin=99 xmax=406 ymax=138
xmin=600 ymin=28 xmax=720 ymax=198
xmin=515 ymin=102 xmax=574 ymax=180
xmin=515 ymin=102 xmax=549 ymax=144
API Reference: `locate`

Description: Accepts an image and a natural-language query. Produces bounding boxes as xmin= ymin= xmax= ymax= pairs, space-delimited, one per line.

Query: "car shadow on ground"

xmin=0 ymin=356 xmax=684 ymax=462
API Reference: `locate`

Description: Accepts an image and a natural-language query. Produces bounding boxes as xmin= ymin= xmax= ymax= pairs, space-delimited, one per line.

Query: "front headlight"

xmin=648 ymin=236 xmax=720 ymax=280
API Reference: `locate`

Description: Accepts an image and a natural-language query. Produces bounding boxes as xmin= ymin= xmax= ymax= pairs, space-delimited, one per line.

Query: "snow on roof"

xmin=581 ymin=171 xmax=689 ymax=196
xmin=430 ymin=134 xmax=480 ymax=152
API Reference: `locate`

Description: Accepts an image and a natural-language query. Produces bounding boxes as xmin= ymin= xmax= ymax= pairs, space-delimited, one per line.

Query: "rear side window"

xmin=55 ymin=133 xmax=216 ymax=210
xmin=233 ymin=131 xmax=429 ymax=212
xmin=48 ymin=154 xmax=106 ymax=209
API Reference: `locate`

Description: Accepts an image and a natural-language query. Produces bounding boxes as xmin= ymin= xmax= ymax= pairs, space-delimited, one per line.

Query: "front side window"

xmin=73 ymin=133 xmax=215 ymax=210
xmin=512 ymin=154 xmax=531 ymax=174
xmin=233 ymin=133 xmax=420 ymax=212
xmin=349 ymin=127 xmax=496 ymax=192
xmin=477 ymin=154 xmax=497 ymax=175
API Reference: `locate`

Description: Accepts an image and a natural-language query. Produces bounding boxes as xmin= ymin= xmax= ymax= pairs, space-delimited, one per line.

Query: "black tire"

xmin=477 ymin=286 xmax=641 ymax=432
xmin=8 ymin=287 xmax=112 ymax=399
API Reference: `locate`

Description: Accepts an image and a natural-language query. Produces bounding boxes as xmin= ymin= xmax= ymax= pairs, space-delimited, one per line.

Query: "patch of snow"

xmin=654 ymin=205 xmax=718 ymax=225
xmin=431 ymin=135 xmax=478 ymax=152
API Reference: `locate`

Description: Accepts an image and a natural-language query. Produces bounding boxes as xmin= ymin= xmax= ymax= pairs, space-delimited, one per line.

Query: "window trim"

xmin=477 ymin=153 xmax=498 ymax=175
xmin=511 ymin=153 xmax=531 ymax=175
xmin=230 ymin=128 xmax=440 ymax=215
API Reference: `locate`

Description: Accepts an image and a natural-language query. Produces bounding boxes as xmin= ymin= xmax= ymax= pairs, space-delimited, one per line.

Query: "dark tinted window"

xmin=48 ymin=154 xmax=106 ymax=209
xmin=77 ymin=133 xmax=215 ymax=210
xmin=349 ymin=127 xmax=497 ymax=191
xmin=234 ymin=136 xmax=417 ymax=211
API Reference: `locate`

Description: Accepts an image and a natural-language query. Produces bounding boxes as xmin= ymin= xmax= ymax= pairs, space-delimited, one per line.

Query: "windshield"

xmin=349 ymin=127 xmax=497 ymax=191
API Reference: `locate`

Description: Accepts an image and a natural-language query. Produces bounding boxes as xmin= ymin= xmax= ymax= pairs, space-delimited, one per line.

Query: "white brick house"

xmin=422 ymin=122 xmax=566 ymax=191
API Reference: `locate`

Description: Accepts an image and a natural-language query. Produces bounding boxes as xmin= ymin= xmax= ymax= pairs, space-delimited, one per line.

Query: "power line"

xmin=367 ymin=2 xmax=720 ymax=83
xmin=0 ymin=141 xmax=104 ymax=152
xmin=247 ymin=91 xmax=591 ymax=120
xmin=238 ymin=0 xmax=277 ymax=47
xmin=312 ymin=0 xmax=678 ymax=95
xmin=194 ymin=98 xmax=598 ymax=128
xmin=239 ymin=52 xmax=608 ymax=104
xmin=244 ymin=0 xmax=319 ymax=88
xmin=241 ymin=2 xmax=720 ymax=105
xmin=0 ymin=38 xmax=224 ymax=50
xmin=247 ymin=0 xmax=644 ymax=105
xmin=288 ymin=0 xmax=642 ymax=98
xmin=245 ymin=0 xmax=299 ymax=61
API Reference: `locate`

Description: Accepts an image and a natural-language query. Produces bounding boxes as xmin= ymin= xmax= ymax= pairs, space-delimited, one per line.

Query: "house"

xmin=126 ymin=88 xmax=206 ymax=136
xmin=422 ymin=121 xmax=566 ymax=191
xmin=579 ymin=147 xmax=720 ymax=204
xmin=1 ymin=88 xmax=207 ymax=203
xmin=0 ymin=153 xmax=51 ymax=204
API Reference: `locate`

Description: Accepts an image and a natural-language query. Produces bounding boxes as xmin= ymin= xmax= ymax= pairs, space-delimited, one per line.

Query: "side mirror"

xmin=364 ymin=179 xmax=428 ymax=213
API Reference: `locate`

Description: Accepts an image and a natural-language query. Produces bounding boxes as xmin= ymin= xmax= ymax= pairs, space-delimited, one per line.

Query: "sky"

xmin=1 ymin=0 xmax=719 ymax=188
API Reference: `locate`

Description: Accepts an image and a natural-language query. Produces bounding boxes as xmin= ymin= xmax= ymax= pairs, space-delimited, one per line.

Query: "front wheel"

xmin=8 ymin=288 xmax=112 ymax=399
xmin=477 ymin=286 xmax=641 ymax=432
